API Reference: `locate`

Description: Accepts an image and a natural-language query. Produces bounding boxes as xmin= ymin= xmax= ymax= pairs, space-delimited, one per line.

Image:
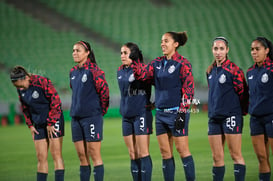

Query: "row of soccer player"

xmin=10 ymin=32 xmax=273 ymax=181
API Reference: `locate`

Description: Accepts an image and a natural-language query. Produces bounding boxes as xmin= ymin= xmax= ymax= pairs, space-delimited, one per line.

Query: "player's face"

xmin=251 ymin=40 xmax=269 ymax=65
xmin=161 ymin=33 xmax=179 ymax=59
xmin=12 ymin=76 xmax=30 ymax=90
xmin=72 ymin=44 xmax=90 ymax=65
xmin=212 ymin=40 xmax=229 ymax=62
xmin=120 ymin=46 xmax=132 ymax=66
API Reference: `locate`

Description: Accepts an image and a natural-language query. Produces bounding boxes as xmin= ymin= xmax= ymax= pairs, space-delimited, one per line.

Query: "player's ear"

xmin=265 ymin=47 xmax=269 ymax=55
xmin=174 ymin=41 xmax=179 ymax=48
xmin=25 ymin=75 xmax=30 ymax=81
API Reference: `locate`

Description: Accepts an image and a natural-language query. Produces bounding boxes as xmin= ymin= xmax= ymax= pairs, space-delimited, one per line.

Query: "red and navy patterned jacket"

xmin=247 ymin=57 xmax=273 ymax=116
xmin=132 ymin=51 xmax=194 ymax=111
xmin=70 ymin=58 xmax=109 ymax=117
xmin=207 ymin=59 xmax=249 ymax=119
xmin=18 ymin=75 xmax=63 ymax=128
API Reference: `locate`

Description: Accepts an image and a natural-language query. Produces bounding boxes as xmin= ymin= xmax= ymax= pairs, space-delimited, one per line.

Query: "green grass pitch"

xmin=0 ymin=111 xmax=271 ymax=180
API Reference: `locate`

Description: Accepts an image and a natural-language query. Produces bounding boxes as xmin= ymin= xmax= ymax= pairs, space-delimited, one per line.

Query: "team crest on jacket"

xmin=82 ymin=73 xmax=87 ymax=83
xmin=261 ymin=73 xmax=269 ymax=83
xmin=128 ymin=73 xmax=135 ymax=82
xmin=168 ymin=65 xmax=175 ymax=74
xmin=32 ymin=90 xmax=39 ymax=99
xmin=219 ymin=74 xmax=226 ymax=84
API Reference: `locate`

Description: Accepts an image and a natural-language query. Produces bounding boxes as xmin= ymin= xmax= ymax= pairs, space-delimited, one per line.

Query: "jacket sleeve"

xmin=180 ymin=61 xmax=194 ymax=111
xmin=233 ymin=68 xmax=249 ymax=115
xmin=131 ymin=60 xmax=154 ymax=81
xmin=93 ymin=69 xmax=110 ymax=116
xmin=43 ymin=78 xmax=63 ymax=126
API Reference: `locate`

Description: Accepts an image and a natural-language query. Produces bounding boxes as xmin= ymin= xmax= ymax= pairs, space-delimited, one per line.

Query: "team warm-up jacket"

xmin=70 ymin=58 xmax=109 ymax=117
xmin=117 ymin=64 xmax=152 ymax=118
xmin=247 ymin=57 xmax=273 ymax=116
xmin=132 ymin=51 xmax=194 ymax=111
xmin=207 ymin=59 xmax=248 ymax=119
xmin=18 ymin=75 xmax=63 ymax=128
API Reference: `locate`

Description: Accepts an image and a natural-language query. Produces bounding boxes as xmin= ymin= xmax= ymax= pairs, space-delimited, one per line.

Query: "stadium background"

xmin=0 ymin=0 xmax=273 ymax=124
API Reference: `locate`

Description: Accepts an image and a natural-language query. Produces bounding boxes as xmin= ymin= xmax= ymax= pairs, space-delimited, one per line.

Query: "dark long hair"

xmin=77 ymin=41 xmax=97 ymax=64
xmin=254 ymin=37 xmax=273 ymax=60
xmin=124 ymin=42 xmax=144 ymax=63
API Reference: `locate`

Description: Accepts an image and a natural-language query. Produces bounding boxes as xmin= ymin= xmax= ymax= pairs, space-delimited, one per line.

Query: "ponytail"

xmin=166 ymin=31 xmax=188 ymax=49
xmin=77 ymin=41 xmax=97 ymax=64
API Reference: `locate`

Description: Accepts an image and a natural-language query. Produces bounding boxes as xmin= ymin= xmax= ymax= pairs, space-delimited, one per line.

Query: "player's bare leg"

xmin=87 ymin=141 xmax=104 ymax=181
xmin=124 ymin=135 xmax=137 ymax=159
xmin=74 ymin=141 xmax=90 ymax=181
xmin=35 ymin=139 xmax=49 ymax=173
xmin=174 ymin=136 xmax=195 ymax=181
xmin=226 ymin=134 xmax=245 ymax=181
xmin=35 ymin=139 xmax=49 ymax=181
xmin=208 ymin=134 xmax=225 ymax=181
xmin=74 ymin=141 xmax=90 ymax=165
xmin=124 ymin=135 xmax=139 ymax=181
xmin=208 ymin=135 xmax=225 ymax=166
xmin=173 ymin=136 xmax=191 ymax=158
xmin=49 ymin=137 xmax=64 ymax=169
xmin=135 ymin=135 xmax=149 ymax=158
xmin=251 ymin=135 xmax=271 ymax=172
xmin=157 ymin=133 xmax=174 ymax=181
xmin=136 ymin=135 xmax=152 ymax=181
xmin=226 ymin=134 xmax=245 ymax=164
xmin=157 ymin=133 xmax=173 ymax=159
xmin=49 ymin=137 xmax=64 ymax=181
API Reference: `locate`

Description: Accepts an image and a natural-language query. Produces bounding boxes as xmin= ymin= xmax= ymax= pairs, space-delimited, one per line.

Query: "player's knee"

xmin=230 ymin=152 xmax=244 ymax=163
xmin=76 ymin=150 xmax=88 ymax=162
xmin=175 ymin=145 xmax=190 ymax=157
xmin=212 ymin=153 xmax=224 ymax=164
xmin=36 ymin=151 xmax=47 ymax=161
xmin=256 ymin=153 xmax=268 ymax=164
xmin=159 ymin=148 xmax=172 ymax=159
xmin=51 ymin=152 xmax=63 ymax=162
xmin=128 ymin=150 xmax=136 ymax=159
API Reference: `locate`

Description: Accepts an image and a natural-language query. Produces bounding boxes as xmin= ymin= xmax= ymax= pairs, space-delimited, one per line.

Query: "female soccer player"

xmin=10 ymin=66 xmax=65 ymax=181
xmin=131 ymin=31 xmax=195 ymax=181
xmin=247 ymin=37 xmax=273 ymax=181
xmin=70 ymin=41 xmax=109 ymax=181
xmin=117 ymin=42 xmax=153 ymax=181
xmin=206 ymin=37 xmax=248 ymax=181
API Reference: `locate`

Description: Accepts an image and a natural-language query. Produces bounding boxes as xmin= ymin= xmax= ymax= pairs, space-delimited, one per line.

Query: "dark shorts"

xmin=34 ymin=114 xmax=65 ymax=140
xmin=155 ymin=110 xmax=190 ymax=137
xmin=250 ymin=114 xmax=273 ymax=138
xmin=71 ymin=115 xmax=103 ymax=142
xmin=122 ymin=110 xmax=153 ymax=136
xmin=208 ymin=115 xmax=243 ymax=135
